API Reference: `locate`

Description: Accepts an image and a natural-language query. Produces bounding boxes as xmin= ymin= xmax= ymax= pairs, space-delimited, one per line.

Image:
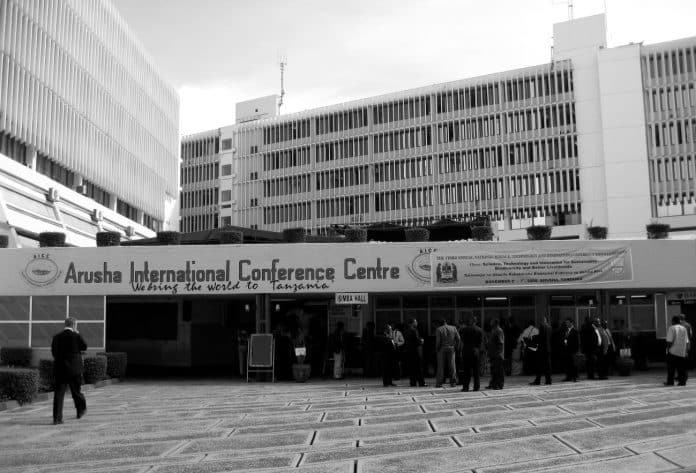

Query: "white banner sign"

xmin=335 ymin=293 xmax=368 ymax=304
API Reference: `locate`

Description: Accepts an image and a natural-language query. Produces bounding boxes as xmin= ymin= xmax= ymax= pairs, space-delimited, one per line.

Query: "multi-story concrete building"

xmin=181 ymin=14 xmax=696 ymax=240
xmin=0 ymin=0 xmax=180 ymax=247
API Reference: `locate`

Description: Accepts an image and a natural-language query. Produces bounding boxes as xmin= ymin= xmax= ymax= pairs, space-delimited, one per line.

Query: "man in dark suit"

xmin=562 ymin=318 xmax=580 ymax=382
xmin=581 ymin=317 xmax=602 ymax=379
xmin=530 ymin=316 xmax=553 ymax=385
xmin=459 ymin=317 xmax=483 ymax=391
xmin=51 ymin=317 xmax=87 ymax=424
xmin=403 ymin=318 xmax=427 ymax=387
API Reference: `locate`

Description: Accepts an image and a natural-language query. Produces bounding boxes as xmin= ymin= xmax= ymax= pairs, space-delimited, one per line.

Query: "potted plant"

xmin=345 ymin=227 xmax=367 ymax=242
xmin=646 ymin=222 xmax=670 ymax=239
xmin=283 ymin=227 xmax=306 ymax=243
xmin=39 ymin=232 xmax=66 ymax=247
xmin=96 ymin=231 xmax=121 ymax=247
xmin=291 ymin=332 xmax=311 ymax=382
xmin=404 ymin=227 xmax=430 ymax=242
xmin=587 ymin=226 xmax=608 ymax=240
xmin=471 ymin=225 xmax=494 ymax=241
xmin=526 ymin=225 xmax=552 ymax=240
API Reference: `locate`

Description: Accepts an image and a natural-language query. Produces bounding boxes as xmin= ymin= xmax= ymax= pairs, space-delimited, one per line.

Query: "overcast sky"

xmin=113 ymin=0 xmax=696 ymax=136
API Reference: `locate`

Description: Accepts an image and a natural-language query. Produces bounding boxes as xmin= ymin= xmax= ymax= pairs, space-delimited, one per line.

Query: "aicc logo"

xmin=22 ymin=254 xmax=61 ymax=287
xmin=406 ymin=248 xmax=435 ymax=284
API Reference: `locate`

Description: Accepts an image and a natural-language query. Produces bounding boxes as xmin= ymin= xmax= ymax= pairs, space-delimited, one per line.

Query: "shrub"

xmin=0 ymin=347 xmax=33 ymax=367
xmin=156 ymin=231 xmax=181 ymax=245
xmin=39 ymin=232 xmax=66 ymax=247
xmin=38 ymin=359 xmax=55 ymax=391
xmin=345 ymin=228 xmax=367 ymax=242
xmin=219 ymin=230 xmax=243 ymax=244
xmin=96 ymin=231 xmax=121 ymax=247
xmin=96 ymin=352 xmax=127 ymax=379
xmin=366 ymin=223 xmax=406 ymax=242
xmin=0 ymin=234 xmax=8 ymax=248
xmin=283 ymin=227 xmax=306 ymax=243
xmin=405 ymin=227 xmax=430 ymax=242
xmin=83 ymin=356 xmax=107 ymax=384
xmin=526 ymin=225 xmax=552 ymax=240
xmin=646 ymin=223 xmax=670 ymax=240
xmin=427 ymin=219 xmax=471 ymax=241
xmin=0 ymin=368 xmax=39 ymax=404
xmin=471 ymin=226 xmax=494 ymax=241
xmin=587 ymin=226 xmax=608 ymax=240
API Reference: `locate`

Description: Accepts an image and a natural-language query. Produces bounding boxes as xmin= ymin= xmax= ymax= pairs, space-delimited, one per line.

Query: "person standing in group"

xmin=381 ymin=324 xmax=397 ymax=387
xmin=562 ymin=318 xmax=580 ymax=382
xmin=435 ymin=318 xmax=461 ymax=387
xmin=665 ymin=315 xmax=690 ymax=386
xmin=51 ymin=317 xmax=87 ymax=425
xmin=459 ymin=317 xmax=483 ymax=391
xmin=680 ymin=314 xmax=694 ymax=368
xmin=581 ymin=317 xmax=601 ymax=379
xmin=597 ymin=319 xmax=616 ymax=379
xmin=392 ymin=322 xmax=405 ymax=380
xmin=362 ymin=321 xmax=376 ymax=377
xmin=530 ymin=316 xmax=553 ymax=385
xmin=487 ymin=318 xmax=505 ymax=390
xmin=403 ymin=318 xmax=428 ymax=387
xmin=330 ymin=322 xmax=346 ymax=379
xmin=519 ymin=320 xmax=539 ymax=375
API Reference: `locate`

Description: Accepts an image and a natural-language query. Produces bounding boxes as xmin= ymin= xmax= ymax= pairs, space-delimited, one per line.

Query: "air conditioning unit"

xmin=91 ymin=209 xmax=103 ymax=222
xmin=125 ymin=226 xmax=135 ymax=237
xmin=75 ymin=184 xmax=87 ymax=195
xmin=47 ymin=187 xmax=60 ymax=202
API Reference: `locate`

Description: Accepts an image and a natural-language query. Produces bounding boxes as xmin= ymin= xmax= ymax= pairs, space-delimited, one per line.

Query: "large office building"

xmin=0 ymin=0 xmax=180 ymax=247
xmin=181 ymin=14 xmax=696 ymax=240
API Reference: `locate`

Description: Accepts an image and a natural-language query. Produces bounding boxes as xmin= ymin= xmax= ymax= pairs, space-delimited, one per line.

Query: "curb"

xmin=0 ymin=378 xmax=122 ymax=412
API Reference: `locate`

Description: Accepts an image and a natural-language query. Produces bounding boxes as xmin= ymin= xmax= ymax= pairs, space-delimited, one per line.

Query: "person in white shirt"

xmin=392 ymin=323 xmax=405 ymax=379
xmin=665 ymin=315 xmax=690 ymax=386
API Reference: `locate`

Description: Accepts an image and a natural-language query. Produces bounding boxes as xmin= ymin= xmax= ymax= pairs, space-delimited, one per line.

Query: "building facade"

xmin=0 ymin=0 xmax=180 ymax=247
xmin=180 ymin=14 xmax=696 ymax=241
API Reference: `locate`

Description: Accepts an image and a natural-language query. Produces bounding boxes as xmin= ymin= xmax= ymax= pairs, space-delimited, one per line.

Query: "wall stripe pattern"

xmin=0 ymin=0 xmax=179 ymax=220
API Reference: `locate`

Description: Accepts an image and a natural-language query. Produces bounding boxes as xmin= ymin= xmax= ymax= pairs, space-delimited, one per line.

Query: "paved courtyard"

xmin=1 ymin=373 xmax=696 ymax=472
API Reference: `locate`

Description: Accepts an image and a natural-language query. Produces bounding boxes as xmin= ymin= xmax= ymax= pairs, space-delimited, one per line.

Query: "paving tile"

xmin=529 ymin=452 xmax=678 ymax=473
xmin=656 ymin=444 xmax=696 ymax=467
xmin=627 ymin=433 xmax=696 ymax=453
xmin=304 ymin=436 xmax=454 ymax=463
xmin=315 ymin=419 xmax=432 ymax=442
xmin=181 ymin=431 xmax=312 ymax=453
xmin=477 ymin=447 xmax=633 ymax=473
xmin=358 ymin=435 xmax=573 ymax=473
xmin=432 ymin=406 xmax=566 ymax=431
xmin=149 ymin=454 xmax=299 ymax=472
xmin=591 ymin=406 xmax=696 ymax=426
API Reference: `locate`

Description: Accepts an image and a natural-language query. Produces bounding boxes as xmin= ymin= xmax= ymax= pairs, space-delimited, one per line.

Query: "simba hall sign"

xmin=0 ymin=242 xmax=640 ymax=297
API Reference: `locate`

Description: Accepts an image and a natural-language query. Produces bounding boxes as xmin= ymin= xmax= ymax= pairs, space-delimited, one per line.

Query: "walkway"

xmin=1 ymin=373 xmax=695 ymax=472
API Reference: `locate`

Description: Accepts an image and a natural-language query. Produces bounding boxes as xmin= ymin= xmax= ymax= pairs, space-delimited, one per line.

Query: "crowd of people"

xmin=350 ymin=313 xmax=692 ymax=390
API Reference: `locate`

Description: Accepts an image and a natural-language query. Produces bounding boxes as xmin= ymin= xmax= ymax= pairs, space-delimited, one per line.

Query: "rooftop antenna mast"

xmin=278 ymin=54 xmax=287 ymax=112
xmin=568 ymin=0 xmax=574 ymax=20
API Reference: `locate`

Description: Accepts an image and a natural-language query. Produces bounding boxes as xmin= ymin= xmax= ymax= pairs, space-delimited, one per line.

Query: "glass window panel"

xmin=431 ymin=308 xmax=456 ymax=325
xmin=375 ymin=311 xmax=400 ymax=332
xmin=550 ymin=295 xmax=575 ymax=306
xmin=630 ymin=306 xmax=656 ymax=331
xmin=0 ymin=323 xmax=29 ymax=347
xmin=0 ymin=297 xmax=30 ymax=320
xmin=69 ymin=296 xmax=104 ymax=321
xmin=32 ymin=296 xmax=67 ymax=321
xmin=484 ymin=296 xmax=508 ymax=307
xmin=31 ymin=322 xmax=63 ymax=348
xmin=457 ymin=295 xmax=482 ymax=307
xmin=403 ymin=296 xmax=428 ymax=308
xmin=430 ymin=296 xmax=454 ymax=308
xmin=608 ymin=305 xmax=629 ymax=332
xmin=510 ymin=307 xmax=536 ymax=326
xmin=375 ymin=296 xmax=400 ymax=310
xmin=550 ymin=307 xmax=574 ymax=328
xmin=576 ymin=295 xmax=597 ymax=306
xmin=630 ymin=294 xmax=653 ymax=305
xmin=510 ymin=295 xmax=534 ymax=306
xmin=76 ymin=322 xmax=104 ymax=349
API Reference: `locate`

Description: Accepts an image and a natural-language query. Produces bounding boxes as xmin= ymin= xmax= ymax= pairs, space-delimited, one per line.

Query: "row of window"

xmin=263 ymin=174 xmax=311 ymax=197
xmin=651 ymin=120 xmax=696 ymax=147
xmin=653 ymin=193 xmax=696 ymax=217
xmin=180 ymin=187 xmax=218 ymax=209
xmin=262 ymin=119 xmax=311 ymax=145
xmin=315 ymin=137 xmax=369 ymax=163
xmin=263 ymin=147 xmax=311 ymax=171
xmin=439 ymin=170 xmax=579 ymax=204
xmin=180 ymin=213 xmax=219 ymax=233
xmin=181 ymin=137 xmax=219 ymax=161
xmin=0 ymin=131 xmax=27 ymax=164
xmin=181 ymin=162 xmax=219 ymax=185
xmin=315 ymin=109 xmax=368 ymax=135
xmin=648 ymin=84 xmax=696 ymax=113
xmin=116 ymin=199 xmax=138 ymax=221
xmin=655 ymin=194 xmax=696 ymax=217
xmin=434 ymin=70 xmax=573 ymax=114
xmin=373 ymin=96 xmax=430 ymax=124
xmin=644 ymin=48 xmax=696 ymax=80
xmin=263 ymin=202 xmax=311 ymax=224
xmin=316 ymin=195 xmax=369 ymax=218
xmin=316 ymin=166 xmax=369 ymax=191
xmin=373 ymin=126 xmax=432 ymax=153
xmin=651 ymin=156 xmax=696 ymax=182
xmin=375 ymin=186 xmax=434 ymax=212
xmin=375 ymin=156 xmax=433 ymax=182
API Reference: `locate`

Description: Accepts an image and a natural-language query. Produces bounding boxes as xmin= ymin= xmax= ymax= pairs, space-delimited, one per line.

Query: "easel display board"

xmin=247 ymin=334 xmax=275 ymax=382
